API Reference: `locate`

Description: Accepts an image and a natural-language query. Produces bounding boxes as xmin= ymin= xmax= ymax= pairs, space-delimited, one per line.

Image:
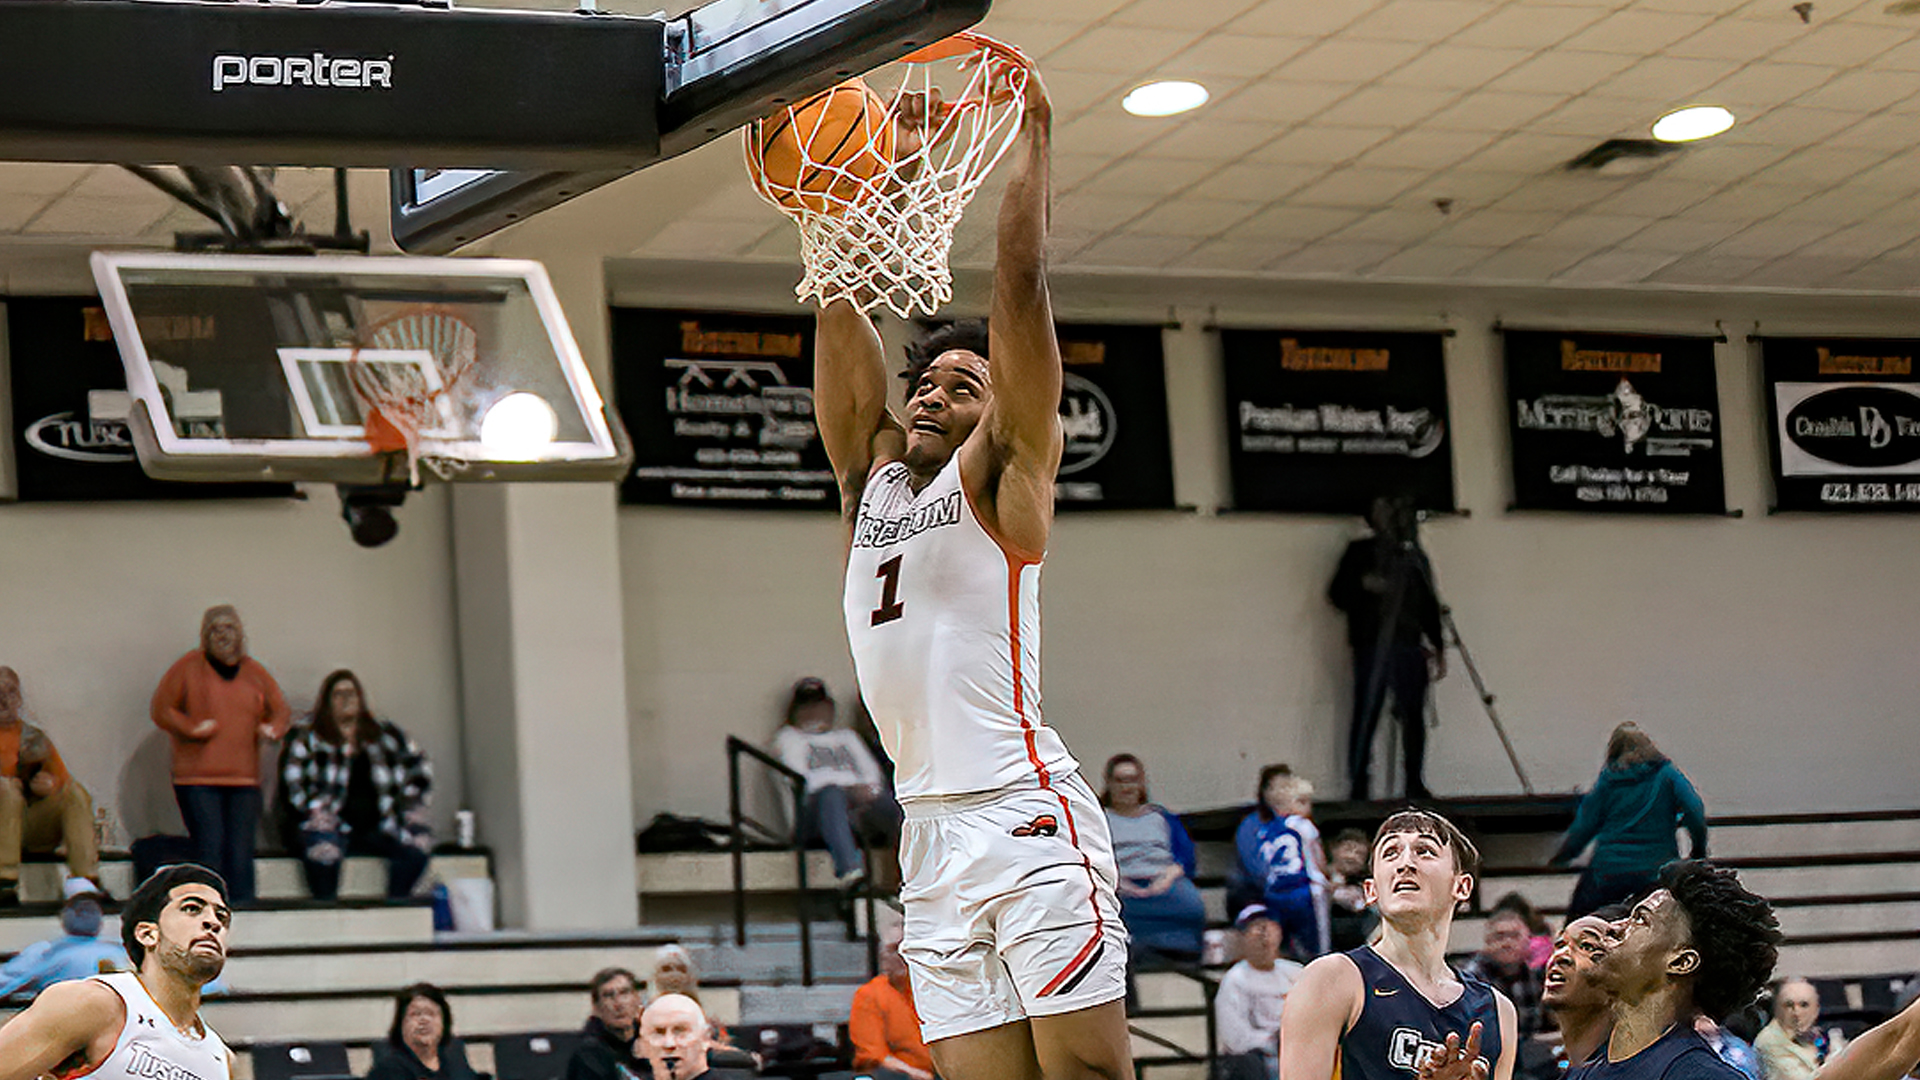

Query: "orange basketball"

xmin=752 ymin=77 xmax=897 ymax=214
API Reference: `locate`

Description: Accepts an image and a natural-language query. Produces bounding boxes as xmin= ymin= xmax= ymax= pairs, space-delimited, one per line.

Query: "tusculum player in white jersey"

xmin=814 ymin=67 xmax=1131 ymax=1080
xmin=0 ymin=864 xmax=232 ymax=1080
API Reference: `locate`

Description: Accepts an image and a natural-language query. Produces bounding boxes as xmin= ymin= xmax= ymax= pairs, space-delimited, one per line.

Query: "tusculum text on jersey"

xmin=852 ymin=491 xmax=962 ymax=548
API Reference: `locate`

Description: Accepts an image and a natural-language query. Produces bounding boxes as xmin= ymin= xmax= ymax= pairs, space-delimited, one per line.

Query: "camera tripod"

xmin=1359 ymin=533 xmax=1533 ymax=798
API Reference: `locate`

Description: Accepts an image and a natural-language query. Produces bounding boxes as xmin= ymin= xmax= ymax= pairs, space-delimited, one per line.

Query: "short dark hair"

xmin=785 ymin=677 xmax=833 ymax=726
xmin=902 ymin=319 xmax=989 ymax=385
xmin=1491 ymin=891 xmax=1548 ymax=935
xmin=1661 ymin=860 xmax=1780 ymax=1021
xmin=1253 ymin=763 xmax=1293 ymax=821
xmin=1331 ymin=828 xmax=1370 ymax=848
xmin=1100 ymin=753 xmax=1145 ymax=807
xmin=1588 ymin=901 xmax=1633 ymax=924
xmin=388 ymin=983 xmax=453 ymax=1050
xmin=591 ymin=967 xmax=639 ymax=999
xmin=1372 ymin=808 xmax=1481 ymax=880
xmin=123 ymin=864 xmax=227 ymax=967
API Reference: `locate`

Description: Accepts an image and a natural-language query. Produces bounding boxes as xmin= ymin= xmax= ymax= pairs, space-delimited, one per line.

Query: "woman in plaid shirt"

xmin=281 ymin=670 xmax=435 ymax=901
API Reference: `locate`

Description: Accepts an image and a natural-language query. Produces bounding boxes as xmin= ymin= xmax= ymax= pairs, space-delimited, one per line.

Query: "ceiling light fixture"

xmin=1651 ymin=105 xmax=1736 ymax=142
xmin=1122 ymin=80 xmax=1209 ymax=117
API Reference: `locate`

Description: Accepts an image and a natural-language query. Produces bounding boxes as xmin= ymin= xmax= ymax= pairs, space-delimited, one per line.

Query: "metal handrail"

xmin=725 ymin=734 xmax=815 ymax=985
xmin=1129 ymin=965 xmax=1220 ymax=1080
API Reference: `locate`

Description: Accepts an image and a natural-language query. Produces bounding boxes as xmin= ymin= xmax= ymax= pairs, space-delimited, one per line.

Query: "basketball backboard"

xmin=389 ymin=0 xmax=992 ymax=253
xmin=89 ymin=251 xmax=630 ymax=485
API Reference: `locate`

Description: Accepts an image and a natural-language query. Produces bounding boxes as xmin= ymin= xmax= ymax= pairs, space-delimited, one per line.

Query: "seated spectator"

xmin=567 ymin=966 xmax=645 ymax=1080
xmin=1233 ymin=767 xmax=1327 ymax=959
xmin=280 ymin=670 xmax=434 ymax=901
xmin=1100 ymin=753 xmax=1204 ymax=961
xmin=367 ymin=983 xmax=481 ymax=1080
xmin=0 ymin=668 xmax=99 ymax=905
xmin=1698 ymin=1013 xmax=1764 ymax=1080
xmin=648 ymin=946 xmax=752 ymax=1069
xmin=1487 ymin=892 xmax=1553 ymax=970
xmin=773 ymin=678 xmax=899 ymax=889
xmin=1324 ymin=827 xmax=1377 ymax=952
xmin=0 ymin=880 xmax=124 ymax=999
xmin=151 ymin=604 xmax=290 ymax=904
xmin=642 ymin=993 xmax=751 ymax=1080
xmin=1458 ymin=908 xmax=1545 ymax=1037
xmin=650 ymin=944 xmax=701 ymax=1002
xmin=1214 ymin=904 xmax=1305 ymax=1080
xmin=850 ymin=923 xmax=934 ymax=1080
xmin=1757 ymin=978 xmax=1844 ymax=1080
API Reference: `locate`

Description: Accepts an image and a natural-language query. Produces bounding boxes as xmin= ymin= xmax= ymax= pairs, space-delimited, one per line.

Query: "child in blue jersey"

xmin=1234 ymin=769 xmax=1328 ymax=959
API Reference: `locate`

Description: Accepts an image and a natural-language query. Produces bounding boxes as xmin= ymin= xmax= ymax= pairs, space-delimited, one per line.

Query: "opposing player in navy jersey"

xmin=1280 ymin=809 xmax=1516 ymax=1080
xmin=813 ymin=68 xmax=1132 ymax=1080
xmin=1563 ymin=860 xmax=1778 ymax=1080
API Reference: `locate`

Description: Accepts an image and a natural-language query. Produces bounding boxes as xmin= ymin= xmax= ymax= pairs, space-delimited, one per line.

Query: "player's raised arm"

xmin=0 ymin=978 xmax=122 ymax=1080
xmin=1280 ymin=954 xmax=1364 ymax=1080
xmin=1818 ymin=993 xmax=1920 ymax=1080
xmin=816 ymin=299 xmax=904 ymax=518
xmin=1492 ymin=991 xmax=1517 ymax=1080
xmin=983 ymin=68 xmax=1063 ymax=474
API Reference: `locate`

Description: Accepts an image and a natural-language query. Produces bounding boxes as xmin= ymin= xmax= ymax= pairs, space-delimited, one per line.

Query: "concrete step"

xmin=1451 ymin=897 xmax=1920 ymax=954
xmin=12 ymin=852 xmax=491 ymax=906
xmin=637 ymin=850 xmax=840 ymax=894
xmin=219 ymin=940 xmax=667 ymax=994
xmin=1 ymin=984 xmax=748 ymax=1045
xmin=0 ymin=901 xmax=436 ymax=954
xmin=1478 ymin=860 xmax=1920 ymax=912
xmin=737 ymin=982 xmax=860 ymax=1024
xmin=1708 ymin=818 xmax=1920 ymax=860
xmin=1136 ymin=971 xmax=1212 ymax=1011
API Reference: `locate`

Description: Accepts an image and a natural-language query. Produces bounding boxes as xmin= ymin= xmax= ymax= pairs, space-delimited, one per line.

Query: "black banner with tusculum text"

xmin=1051 ymin=322 xmax=1175 ymax=511
xmin=612 ymin=307 xmax=836 ymax=509
xmin=4 ymin=296 xmax=293 ymax=502
xmin=1502 ymin=329 xmax=1725 ymax=513
xmin=1221 ymin=329 xmax=1454 ymax=514
xmin=1761 ymin=336 xmax=1920 ymax=512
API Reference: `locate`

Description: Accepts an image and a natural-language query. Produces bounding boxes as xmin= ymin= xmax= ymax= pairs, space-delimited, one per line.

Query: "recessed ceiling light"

xmin=1122 ymin=80 xmax=1209 ymax=117
xmin=1651 ymin=105 xmax=1735 ymax=143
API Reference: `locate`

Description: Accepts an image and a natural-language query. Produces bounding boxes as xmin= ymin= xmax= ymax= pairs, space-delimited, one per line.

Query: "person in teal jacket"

xmin=1552 ymin=722 xmax=1707 ymax=918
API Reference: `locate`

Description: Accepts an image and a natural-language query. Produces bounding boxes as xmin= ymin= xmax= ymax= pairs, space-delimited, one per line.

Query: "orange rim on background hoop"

xmin=744 ymin=31 xmax=1033 ymax=318
xmin=347 ymin=305 xmax=479 ymax=485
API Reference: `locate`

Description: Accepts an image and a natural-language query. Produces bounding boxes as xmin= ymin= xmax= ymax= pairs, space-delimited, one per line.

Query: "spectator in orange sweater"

xmin=0 ymin=668 xmax=99 ymax=906
xmin=151 ymin=605 xmax=290 ymax=903
xmin=849 ymin=924 xmax=935 ymax=1080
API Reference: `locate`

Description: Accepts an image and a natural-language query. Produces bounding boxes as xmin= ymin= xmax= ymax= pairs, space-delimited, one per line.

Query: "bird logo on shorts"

xmin=1011 ymin=814 xmax=1060 ymax=838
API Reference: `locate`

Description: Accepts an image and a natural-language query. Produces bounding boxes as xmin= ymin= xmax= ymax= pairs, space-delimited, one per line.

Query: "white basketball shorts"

xmin=897 ymin=771 xmax=1129 ymax=1042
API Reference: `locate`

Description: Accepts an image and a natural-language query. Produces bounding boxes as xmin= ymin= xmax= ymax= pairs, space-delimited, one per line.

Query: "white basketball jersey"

xmin=69 ymin=972 xmax=230 ymax=1080
xmin=843 ymin=455 xmax=1076 ymax=800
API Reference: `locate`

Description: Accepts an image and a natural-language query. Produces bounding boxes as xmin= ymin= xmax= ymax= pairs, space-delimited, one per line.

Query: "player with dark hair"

xmin=814 ymin=68 xmax=1133 ymax=1080
xmin=0 ymin=864 xmax=231 ymax=1080
xmin=1550 ymin=859 xmax=1779 ymax=1080
xmin=1280 ymin=808 xmax=1516 ymax=1080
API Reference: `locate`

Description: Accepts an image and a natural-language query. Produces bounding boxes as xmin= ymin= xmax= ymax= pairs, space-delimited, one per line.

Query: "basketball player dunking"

xmin=0 ymin=865 xmax=232 ymax=1080
xmin=814 ymin=71 xmax=1132 ymax=1080
xmin=1280 ymin=809 xmax=1516 ymax=1080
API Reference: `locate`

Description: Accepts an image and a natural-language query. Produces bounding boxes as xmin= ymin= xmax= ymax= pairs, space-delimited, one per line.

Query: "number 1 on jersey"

xmin=871 ymin=554 xmax=905 ymax=626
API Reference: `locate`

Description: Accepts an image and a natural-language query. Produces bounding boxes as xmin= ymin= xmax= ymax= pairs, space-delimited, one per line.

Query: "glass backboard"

xmin=89 ymin=251 xmax=630 ymax=485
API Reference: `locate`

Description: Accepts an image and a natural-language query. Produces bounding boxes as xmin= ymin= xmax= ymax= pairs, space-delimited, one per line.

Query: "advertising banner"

xmin=1221 ymin=329 xmax=1454 ymax=514
xmin=1503 ymin=329 xmax=1725 ymax=513
xmin=1761 ymin=336 xmax=1920 ymax=511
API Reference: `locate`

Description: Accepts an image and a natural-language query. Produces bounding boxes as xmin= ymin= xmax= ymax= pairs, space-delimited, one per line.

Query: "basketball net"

xmin=347 ymin=306 xmax=478 ymax=485
xmin=745 ymin=33 xmax=1033 ymax=318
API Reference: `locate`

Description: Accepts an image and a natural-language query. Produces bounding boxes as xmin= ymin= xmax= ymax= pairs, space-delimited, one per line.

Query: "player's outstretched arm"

xmin=0 ymin=978 xmax=123 ymax=1080
xmin=816 ymin=300 xmax=904 ymax=519
xmin=981 ymin=68 xmax=1063 ymax=491
xmin=1818 ymin=993 xmax=1920 ymax=1080
xmin=1280 ymin=954 xmax=1364 ymax=1080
